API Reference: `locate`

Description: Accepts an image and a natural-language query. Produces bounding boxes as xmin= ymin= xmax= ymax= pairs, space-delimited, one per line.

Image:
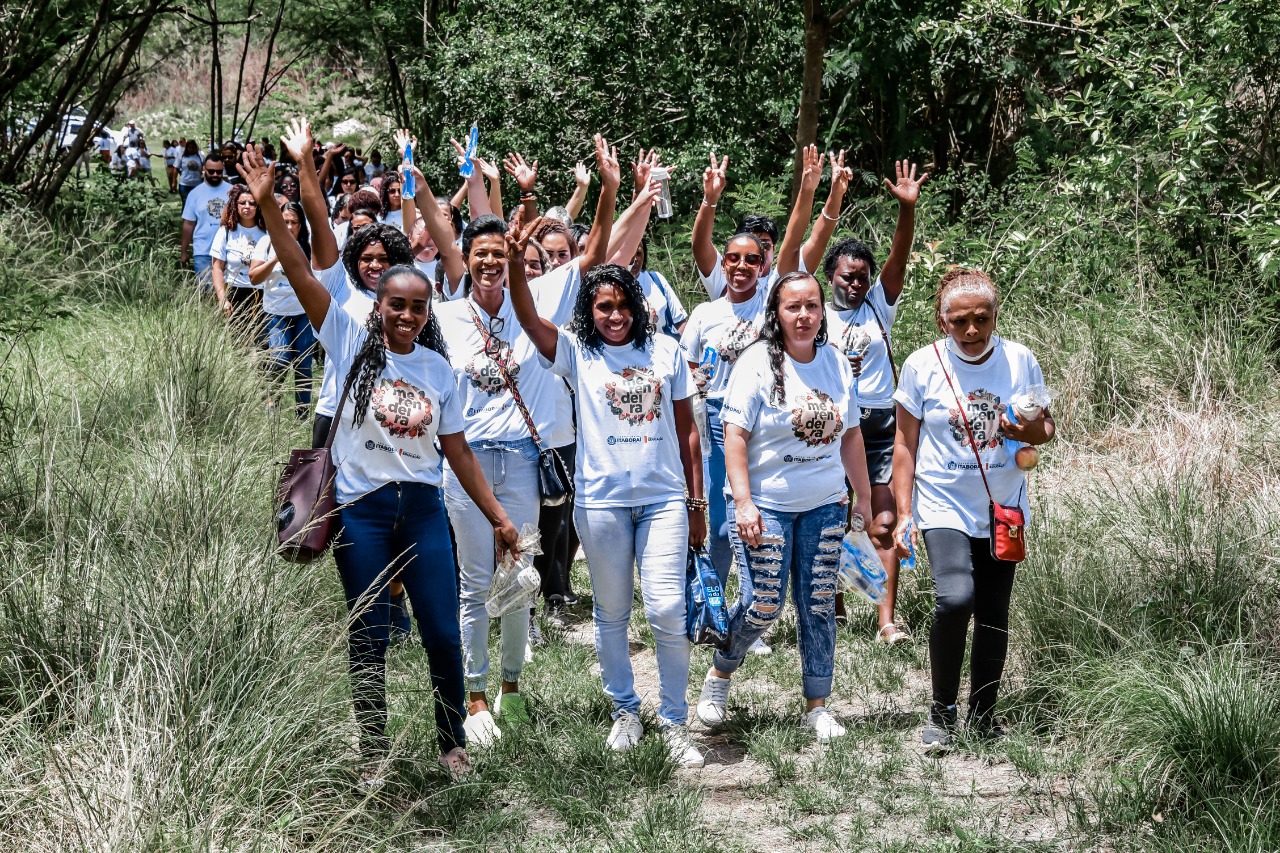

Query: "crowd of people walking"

xmin=180 ymin=115 xmax=1055 ymax=782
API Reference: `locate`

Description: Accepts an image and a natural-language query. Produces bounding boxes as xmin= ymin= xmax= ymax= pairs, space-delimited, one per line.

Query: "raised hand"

xmin=280 ymin=117 xmax=315 ymax=163
xmin=634 ymin=177 xmax=663 ymax=210
xmin=393 ymin=128 xmax=413 ymax=158
xmin=451 ymin=137 xmax=481 ymax=178
xmin=884 ymin=159 xmax=929 ymax=207
xmin=829 ymin=149 xmax=853 ymax=195
xmin=632 ymin=148 xmax=659 ymax=192
xmin=504 ymin=211 xmax=533 ymax=262
xmin=474 ymin=156 xmax=501 ymax=184
xmin=503 ymin=151 xmax=538 ymax=192
xmin=799 ymin=144 xmax=823 ymax=193
xmin=594 ymin=134 xmax=621 ymax=190
xmin=239 ymin=145 xmax=276 ymax=204
xmin=573 ymin=160 xmax=591 ymax=188
xmin=703 ymin=152 xmax=728 ymax=204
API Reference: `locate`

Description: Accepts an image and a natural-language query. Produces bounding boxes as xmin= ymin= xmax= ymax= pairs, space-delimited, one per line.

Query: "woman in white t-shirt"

xmin=509 ymin=213 xmax=710 ymax=769
xmin=210 ymin=183 xmax=267 ymax=343
xmin=178 ymin=141 xmax=204 ymax=203
xmin=695 ymin=271 xmax=873 ymax=744
xmin=240 ymin=148 xmax=517 ymax=780
xmin=380 ymin=172 xmax=404 ymax=230
xmin=249 ymin=201 xmax=315 ymax=418
xmin=892 ymin=269 xmax=1055 ymax=748
xmin=679 ymin=233 xmax=768 ymax=597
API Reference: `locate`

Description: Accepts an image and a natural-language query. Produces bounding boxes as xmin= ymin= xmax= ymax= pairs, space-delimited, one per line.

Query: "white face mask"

xmin=946 ymin=335 xmax=997 ymax=363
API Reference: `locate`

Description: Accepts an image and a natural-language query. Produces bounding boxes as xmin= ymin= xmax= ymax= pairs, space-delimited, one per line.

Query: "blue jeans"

xmin=714 ymin=501 xmax=845 ymax=699
xmin=266 ymin=312 xmax=317 ymax=412
xmin=334 ymin=482 xmax=464 ymax=755
xmin=443 ymin=438 xmax=541 ymax=693
xmin=574 ymin=498 xmax=690 ymax=727
xmin=704 ymin=397 xmax=734 ymax=586
xmin=192 ymin=254 xmax=214 ymax=295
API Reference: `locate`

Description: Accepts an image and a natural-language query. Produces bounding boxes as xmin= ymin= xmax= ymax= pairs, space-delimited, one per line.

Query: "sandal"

xmin=875 ymin=622 xmax=911 ymax=647
xmin=438 ymin=746 xmax=472 ymax=781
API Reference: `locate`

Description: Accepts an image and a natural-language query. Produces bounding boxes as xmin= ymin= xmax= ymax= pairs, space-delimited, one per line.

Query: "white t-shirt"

xmin=210 ymin=225 xmax=266 ymax=290
xmin=720 ymin=342 xmax=860 ymax=512
xmin=97 ymin=135 xmax=114 ymax=153
xmin=332 ymin=221 xmax=350 ymax=251
xmin=679 ymin=287 xmax=768 ymax=398
xmin=317 ymin=300 xmax=463 ymax=505
xmin=382 ymin=208 xmax=403 ymax=230
xmin=437 ymin=290 xmax=574 ymax=447
xmin=893 ymin=338 xmax=1044 ymax=537
xmin=825 ymin=277 xmax=898 ymax=409
xmin=164 ymin=146 xmax=180 ymax=167
xmin=415 ymin=257 xmax=439 ymax=285
xmin=251 ymin=235 xmax=304 ymax=316
xmin=181 ymin=181 xmax=231 ymax=255
xmin=314 ymin=262 xmax=375 ymax=418
xmin=546 ymin=328 xmax=695 ymax=508
xmin=639 ymin=270 xmax=687 ymax=338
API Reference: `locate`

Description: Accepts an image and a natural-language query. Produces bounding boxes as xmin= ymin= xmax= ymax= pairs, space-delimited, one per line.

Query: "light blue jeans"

xmin=192 ymin=254 xmax=214 ymax=296
xmin=574 ymin=498 xmax=690 ymax=727
xmin=704 ymin=397 xmax=734 ymax=586
xmin=444 ymin=438 xmax=541 ymax=693
xmin=715 ymin=501 xmax=845 ymax=699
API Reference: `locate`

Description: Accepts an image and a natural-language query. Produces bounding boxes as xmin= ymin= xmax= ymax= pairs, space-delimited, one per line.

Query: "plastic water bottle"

xmin=697 ymin=345 xmax=719 ymax=394
xmin=838 ymin=529 xmax=887 ymax=605
xmin=1012 ymin=383 xmax=1054 ymax=423
xmin=458 ymin=123 xmax=479 ymax=179
xmin=900 ymin=521 xmax=916 ymax=570
xmin=651 ymin=166 xmax=673 ymax=219
xmin=485 ymin=560 xmax=540 ymax=618
xmin=401 ymin=140 xmax=415 ymax=197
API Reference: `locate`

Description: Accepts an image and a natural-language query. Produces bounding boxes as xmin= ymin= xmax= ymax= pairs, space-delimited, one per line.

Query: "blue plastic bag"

xmin=686 ymin=548 xmax=729 ymax=650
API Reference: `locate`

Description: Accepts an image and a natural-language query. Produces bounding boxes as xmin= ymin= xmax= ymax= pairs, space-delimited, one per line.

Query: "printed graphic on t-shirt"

xmin=373 ymin=378 xmax=433 ymax=438
xmin=206 ymin=198 xmax=226 ymax=220
xmin=604 ymin=367 xmax=663 ymax=424
xmin=838 ymin=320 xmax=874 ymax=355
xmin=790 ymin=389 xmax=845 ymax=447
xmin=464 ymin=344 xmax=517 ymax=397
xmin=948 ymin=388 xmax=1005 ymax=450
xmin=715 ymin=319 xmax=759 ymax=364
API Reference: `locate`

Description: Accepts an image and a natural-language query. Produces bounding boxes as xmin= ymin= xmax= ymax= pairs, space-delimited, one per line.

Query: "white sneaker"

xmin=463 ymin=709 xmax=501 ymax=746
xmin=748 ymin=637 xmax=773 ymax=655
xmin=662 ymin=724 xmax=705 ymax=769
xmin=801 ymin=706 xmax=847 ymax=743
xmin=696 ymin=671 xmax=732 ymax=726
xmin=606 ymin=710 xmax=643 ymax=751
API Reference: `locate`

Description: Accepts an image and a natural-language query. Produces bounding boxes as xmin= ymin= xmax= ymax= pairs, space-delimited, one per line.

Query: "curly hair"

xmin=758 ymin=271 xmax=829 ymax=406
xmin=342 ymin=223 xmax=413 ymax=294
xmin=221 ymin=184 xmax=264 ymax=231
xmin=529 ymin=217 xmax=578 ymax=259
xmin=343 ymin=265 xmax=449 ymax=428
xmin=933 ymin=268 xmax=998 ymax=334
xmin=378 ymin=172 xmax=402 ymax=213
xmin=821 ymin=236 xmax=878 ymax=285
xmin=347 ymin=189 xmax=381 ymax=217
xmin=570 ymin=264 xmax=655 ymax=353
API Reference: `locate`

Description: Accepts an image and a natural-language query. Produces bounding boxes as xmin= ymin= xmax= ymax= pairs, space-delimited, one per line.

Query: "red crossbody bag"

xmin=931 ymin=343 xmax=1026 ymax=563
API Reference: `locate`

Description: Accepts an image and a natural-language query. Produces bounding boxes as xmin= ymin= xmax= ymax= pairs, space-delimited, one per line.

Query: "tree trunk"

xmin=229 ymin=0 xmax=257 ymax=139
xmin=792 ymin=0 xmax=829 ymax=203
xmin=243 ymin=0 xmax=287 ymax=142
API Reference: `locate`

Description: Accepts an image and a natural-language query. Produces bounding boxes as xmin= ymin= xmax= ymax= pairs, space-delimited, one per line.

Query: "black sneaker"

xmin=922 ymin=703 xmax=958 ymax=749
xmin=966 ymin=708 xmax=1007 ymax=741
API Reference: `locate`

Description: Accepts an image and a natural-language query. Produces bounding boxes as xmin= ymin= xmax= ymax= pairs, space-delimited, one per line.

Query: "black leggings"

xmin=534 ymin=441 xmax=577 ymax=602
xmin=922 ymin=528 xmax=1017 ymax=716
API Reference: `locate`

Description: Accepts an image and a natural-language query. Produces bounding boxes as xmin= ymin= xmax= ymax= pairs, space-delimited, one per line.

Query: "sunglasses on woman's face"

xmin=724 ymin=252 xmax=763 ymax=266
xmin=341 ymin=177 xmax=357 ymax=186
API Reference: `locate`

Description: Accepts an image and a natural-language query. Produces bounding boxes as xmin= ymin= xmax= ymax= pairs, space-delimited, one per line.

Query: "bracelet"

xmin=821 ymin=210 xmax=839 ymax=222
xmin=700 ymin=198 xmax=717 ymax=207
xmin=520 ymin=191 xmax=537 ymax=201
xmin=686 ymin=497 xmax=709 ymax=512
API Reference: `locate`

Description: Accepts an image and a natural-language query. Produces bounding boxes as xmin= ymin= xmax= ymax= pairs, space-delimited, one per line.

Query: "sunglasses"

xmin=724 ymin=252 xmax=763 ymax=266
xmin=341 ymin=177 xmax=357 ymax=184
xmin=205 ymin=169 xmax=224 ymax=175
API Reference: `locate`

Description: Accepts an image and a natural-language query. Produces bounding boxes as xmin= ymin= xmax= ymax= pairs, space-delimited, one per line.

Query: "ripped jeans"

xmin=714 ymin=501 xmax=845 ymax=700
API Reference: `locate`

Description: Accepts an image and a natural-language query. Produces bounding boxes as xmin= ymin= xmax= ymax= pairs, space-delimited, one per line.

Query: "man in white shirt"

xmin=180 ymin=154 xmax=232 ymax=294
xmin=124 ymin=121 xmax=143 ymax=148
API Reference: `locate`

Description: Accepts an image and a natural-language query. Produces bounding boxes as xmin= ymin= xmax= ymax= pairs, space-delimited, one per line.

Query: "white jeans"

xmin=574 ymin=498 xmax=690 ymax=727
xmin=444 ymin=439 xmax=541 ymax=693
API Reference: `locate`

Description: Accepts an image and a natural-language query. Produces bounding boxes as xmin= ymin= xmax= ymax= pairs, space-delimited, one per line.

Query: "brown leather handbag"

xmin=275 ymin=381 xmax=351 ymax=563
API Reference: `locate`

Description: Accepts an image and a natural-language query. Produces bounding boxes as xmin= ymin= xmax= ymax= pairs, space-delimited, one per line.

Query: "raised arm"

xmin=692 ymin=152 xmax=728 ymax=278
xmin=776 ymin=144 xmax=822 ymax=276
xmin=605 ymin=178 xmax=663 ymax=266
xmin=879 ymin=160 xmax=928 ymax=304
xmin=579 ymin=134 xmax=620 ymax=272
xmin=475 ymin=156 xmax=504 ymax=219
xmin=564 ymin=160 xmax=590 ymax=219
xmin=280 ymin=118 xmax=338 ymax=270
xmin=404 ymin=160 xmax=466 ymax=291
xmin=450 ymin=181 xmax=468 ymax=212
xmin=240 ymin=147 xmax=331 ymax=331
xmin=452 ymin=136 xmax=491 ymax=218
xmin=505 ymin=217 xmax=559 ymax=363
xmin=393 ymin=129 xmax=420 ymax=240
xmin=800 ymin=150 xmax=853 ymax=275
xmin=317 ymin=142 xmax=346 ymax=196
xmin=503 ymin=151 xmax=539 ymax=223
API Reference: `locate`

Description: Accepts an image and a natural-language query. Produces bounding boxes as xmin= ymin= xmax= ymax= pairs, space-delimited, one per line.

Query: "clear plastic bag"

xmin=838 ymin=529 xmax=887 ymax=605
xmin=485 ymin=523 xmax=545 ymax=619
xmin=1011 ymin=383 xmax=1055 ymax=423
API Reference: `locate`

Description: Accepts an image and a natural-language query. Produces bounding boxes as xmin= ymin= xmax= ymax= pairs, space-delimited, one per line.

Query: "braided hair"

xmin=570 ymin=264 xmax=655 ymax=353
xmin=343 ymin=264 xmax=450 ymax=428
xmin=758 ymin=271 xmax=829 ymax=406
xmin=342 ymin=223 xmax=412 ymax=293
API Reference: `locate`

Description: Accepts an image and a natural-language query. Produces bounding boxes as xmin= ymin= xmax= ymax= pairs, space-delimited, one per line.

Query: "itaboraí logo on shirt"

xmin=605 ymin=366 xmax=662 ymax=425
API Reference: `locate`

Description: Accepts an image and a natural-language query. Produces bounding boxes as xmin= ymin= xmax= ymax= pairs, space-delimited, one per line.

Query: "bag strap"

xmin=326 ymin=370 xmax=353 ymax=452
xmin=468 ymin=301 xmax=546 ymax=450
xmin=931 ymin=342 xmax=993 ymax=503
xmin=865 ymin=299 xmax=899 ymax=386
